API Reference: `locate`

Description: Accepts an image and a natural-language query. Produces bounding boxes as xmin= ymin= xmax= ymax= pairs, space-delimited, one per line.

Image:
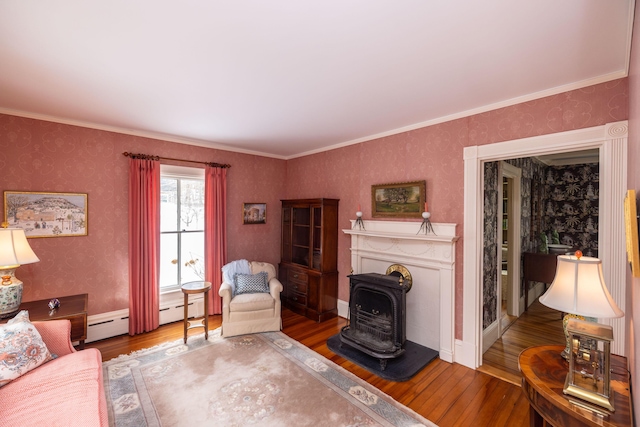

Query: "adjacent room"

xmin=1 ymin=2 xmax=640 ymax=426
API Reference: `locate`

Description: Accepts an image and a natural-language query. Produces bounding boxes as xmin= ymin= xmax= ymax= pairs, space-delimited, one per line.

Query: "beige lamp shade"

xmin=539 ymin=255 xmax=623 ymax=319
xmin=0 ymin=228 xmax=39 ymax=268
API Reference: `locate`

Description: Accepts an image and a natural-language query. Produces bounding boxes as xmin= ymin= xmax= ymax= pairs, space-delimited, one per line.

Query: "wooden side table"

xmin=519 ymin=345 xmax=632 ymax=427
xmin=1 ymin=293 xmax=88 ymax=349
xmin=181 ymin=281 xmax=211 ymax=344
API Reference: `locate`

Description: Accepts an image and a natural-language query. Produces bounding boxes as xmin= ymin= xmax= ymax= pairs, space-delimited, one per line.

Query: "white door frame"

xmin=457 ymin=121 xmax=628 ymax=369
xmin=501 ymin=161 xmax=522 ymax=318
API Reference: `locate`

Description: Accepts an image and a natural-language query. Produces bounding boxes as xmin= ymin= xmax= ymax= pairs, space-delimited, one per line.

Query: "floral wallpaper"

xmin=0 ymin=115 xmax=286 ymax=315
xmin=482 ymin=162 xmax=499 ymax=329
xmin=481 ymin=157 xmax=598 ymax=329
xmin=543 ymin=163 xmax=600 ymax=257
xmin=0 ymin=76 xmax=628 ymax=341
xmin=284 ymin=78 xmax=627 ymax=339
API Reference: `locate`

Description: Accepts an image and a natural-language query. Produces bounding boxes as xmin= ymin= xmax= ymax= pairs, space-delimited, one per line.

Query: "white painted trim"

xmin=0 ymin=107 xmax=289 ymax=160
xmin=482 ymin=320 xmax=499 ymax=353
xmin=160 ymin=164 xmax=205 ymax=178
xmin=343 ymin=220 xmax=458 ymax=362
xmin=454 ymin=338 xmax=476 ymax=369
xmin=461 ymin=121 xmax=628 ymax=369
xmin=86 ymin=292 xmax=206 ymax=343
xmin=337 ymin=298 xmax=349 ymax=319
xmin=502 ymin=162 xmax=522 ymax=318
xmin=287 ymin=72 xmax=627 ymax=160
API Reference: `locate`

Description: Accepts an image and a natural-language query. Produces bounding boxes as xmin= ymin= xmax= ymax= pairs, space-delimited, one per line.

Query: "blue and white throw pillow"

xmin=234 ymin=271 xmax=269 ymax=296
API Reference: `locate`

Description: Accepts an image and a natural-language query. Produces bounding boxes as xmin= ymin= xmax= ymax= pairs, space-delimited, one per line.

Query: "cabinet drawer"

xmin=288 ymin=269 xmax=308 ymax=284
xmin=289 ymin=292 xmax=307 ymax=306
xmin=289 ymin=281 xmax=308 ymax=295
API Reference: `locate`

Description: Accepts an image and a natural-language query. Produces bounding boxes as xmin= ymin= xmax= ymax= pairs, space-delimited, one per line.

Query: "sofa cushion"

xmin=0 ymin=348 xmax=107 ymax=426
xmin=234 ymin=271 xmax=269 ymax=296
xmin=229 ymin=292 xmax=275 ymax=312
xmin=0 ymin=310 xmax=52 ymax=387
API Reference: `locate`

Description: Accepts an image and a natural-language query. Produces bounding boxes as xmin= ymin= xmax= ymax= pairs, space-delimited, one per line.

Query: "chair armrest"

xmin=269 ymin=278 xmax=283 ymax=299
xmin=33 ymin=320 xmax=76 ymax=356
xmin=219 ymin=282 xmax=233 ymax=299
xmin=219 ymin=282 xmax=233 ymax=319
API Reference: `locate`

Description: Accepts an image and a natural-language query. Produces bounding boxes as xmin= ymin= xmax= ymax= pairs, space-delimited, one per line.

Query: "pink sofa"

xmin=0 ymin=320 xmax=108 ymax=427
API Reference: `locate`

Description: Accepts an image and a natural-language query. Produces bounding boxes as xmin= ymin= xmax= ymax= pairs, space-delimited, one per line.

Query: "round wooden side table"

xmin=181 ymin=281 xmax=211 ymax=344
xmin=519 ymin=345 xmax=632 ymax=427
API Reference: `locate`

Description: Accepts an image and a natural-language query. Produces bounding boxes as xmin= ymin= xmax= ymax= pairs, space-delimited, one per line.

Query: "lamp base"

xmin=0 ymin=268 xmax=23 ymax=318
xmin=0 ymin=282 xmax=22 ymax=318
xmin=561 ymin=313 xmax=596 ymax=359
xmin=562 ymin=313 xmax=584 ymax=359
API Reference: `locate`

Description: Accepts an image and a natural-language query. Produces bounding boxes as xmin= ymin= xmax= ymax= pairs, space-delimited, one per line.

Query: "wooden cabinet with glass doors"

xmin=279 ymin=198 xmax=339 ymax=322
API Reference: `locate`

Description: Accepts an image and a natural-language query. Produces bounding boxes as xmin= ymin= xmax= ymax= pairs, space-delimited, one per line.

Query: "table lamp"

xmin=0 ymin=225 xmax=40 ymax=318
xmin=539 ymin=251 xmax=623 ymax=412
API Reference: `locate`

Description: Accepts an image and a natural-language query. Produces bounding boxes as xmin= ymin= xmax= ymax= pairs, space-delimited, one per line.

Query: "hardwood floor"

xmin=479 ymin=299 xmax=565 ymax=385
xmin=87 ymin=309 xmax=531 ymax=427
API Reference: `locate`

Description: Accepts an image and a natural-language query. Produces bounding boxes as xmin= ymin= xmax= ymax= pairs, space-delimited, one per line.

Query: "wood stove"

xmin=340 ymin=272 xmax=408 ymax=370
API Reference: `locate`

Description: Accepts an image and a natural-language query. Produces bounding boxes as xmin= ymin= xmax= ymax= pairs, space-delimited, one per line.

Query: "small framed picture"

xmin=371 ymin=180 xmax=426 ymax=219
xmin=4 ymin=191 xmax=88 ymax=238
xmin=243 ymin=203 xmax=266 ymax=224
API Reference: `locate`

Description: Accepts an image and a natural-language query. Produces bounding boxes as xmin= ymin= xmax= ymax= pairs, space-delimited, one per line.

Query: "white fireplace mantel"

xmin=343 ymin=219 xmax=458 ymax=363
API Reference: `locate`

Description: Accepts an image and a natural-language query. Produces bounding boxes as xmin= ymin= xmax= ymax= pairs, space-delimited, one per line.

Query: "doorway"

xmin=460 ymin=121 xmax=628 ymax=370
xmin=499 ymin=161 xmax=521 ymax=331
xmin=481 ymin=161 xmax=522 ymax=353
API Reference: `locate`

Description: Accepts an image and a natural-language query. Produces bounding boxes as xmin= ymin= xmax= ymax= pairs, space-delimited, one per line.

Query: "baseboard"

xmin=337 ymin=298 xmax=349 ymax=319
xmin=454 ymin=339 xmax=477 ymax=369
xmin=482 ymin=320 xmax=499 ymax=353
xmin=86 ymin=293 xmax=205 ymax=343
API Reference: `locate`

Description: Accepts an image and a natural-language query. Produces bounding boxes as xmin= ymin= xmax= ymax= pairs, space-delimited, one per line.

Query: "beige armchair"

xmin=218 ymin=261 xmax=283 ymax=337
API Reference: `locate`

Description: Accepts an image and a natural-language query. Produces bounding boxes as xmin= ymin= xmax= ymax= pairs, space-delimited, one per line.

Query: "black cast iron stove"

xmin=340 ymin=272 xmax=408 ymax=370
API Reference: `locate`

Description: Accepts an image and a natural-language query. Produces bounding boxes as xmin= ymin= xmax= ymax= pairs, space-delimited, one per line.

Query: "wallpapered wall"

xmin=482 ymin=162 xmax=499 ymax=330
xmin=481 ymin=158 xmax=598 ymax=329
xmin=0 ymin=78 xmax=628 ymax=339
xmin=543 ymin=163 xmax=600 ymax=256
xmin=0 ymin=114 xmax=286 ymax=315
xmin=286 ymin=78 xmax=628 ymax=339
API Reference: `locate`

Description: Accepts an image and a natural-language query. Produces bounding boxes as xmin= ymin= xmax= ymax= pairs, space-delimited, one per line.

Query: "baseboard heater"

xmin=87 ymin=296 xmax=204 ymax=343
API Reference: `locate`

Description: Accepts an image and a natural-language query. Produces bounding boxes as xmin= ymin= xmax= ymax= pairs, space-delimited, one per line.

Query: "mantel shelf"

xmin=343 ymin=219 xmax=458 ymax=243
xmin=343 ymin=228 xmax=458 ymax=243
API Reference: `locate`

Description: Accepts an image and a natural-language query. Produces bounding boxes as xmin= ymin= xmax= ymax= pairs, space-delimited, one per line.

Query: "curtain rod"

xmin=122 ymin=152 xmax=231 ymax=168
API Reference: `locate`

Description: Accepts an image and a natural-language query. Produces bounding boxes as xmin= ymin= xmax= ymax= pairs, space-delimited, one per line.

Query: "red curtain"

xmin=204 ymin=165 xmax=227 ymax=314
xmin=128 ymin=158 xmax=160 ymax=335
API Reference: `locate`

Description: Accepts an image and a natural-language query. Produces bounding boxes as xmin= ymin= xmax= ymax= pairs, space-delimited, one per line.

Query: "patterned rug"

xmin=103 ymin=329 xmax=437 ymax=426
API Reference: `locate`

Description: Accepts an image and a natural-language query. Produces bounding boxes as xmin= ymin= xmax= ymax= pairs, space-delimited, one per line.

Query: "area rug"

xmin=326 ymin=334 xmax=439 ymax=382
xmin=103 ymin=329 xmax=437 ymax=426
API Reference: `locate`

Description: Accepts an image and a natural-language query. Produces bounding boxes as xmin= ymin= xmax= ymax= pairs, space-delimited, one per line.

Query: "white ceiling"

xmin=0 ymin=1 xmax=634 ymax=159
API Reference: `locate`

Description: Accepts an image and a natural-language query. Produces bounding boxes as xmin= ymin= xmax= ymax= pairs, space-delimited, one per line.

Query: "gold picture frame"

xmin=624 ymin=190 xmax=640 ymax=277
xmin=243 ymin=203 xmax=266 ymax=224
xmin=4 ymin=191 xmax=88 ymax=238
xmin=371 ymin=180 xmax=426 ymax=218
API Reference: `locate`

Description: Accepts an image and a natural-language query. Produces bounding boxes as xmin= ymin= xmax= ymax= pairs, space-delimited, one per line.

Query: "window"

xmin=159 ymin=165 xmax=205 ymax=291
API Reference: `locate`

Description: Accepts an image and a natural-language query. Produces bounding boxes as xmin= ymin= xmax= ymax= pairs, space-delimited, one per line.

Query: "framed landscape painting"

xmin=3 ymin=191 xmax=88 ymax=238
xmin=371 ymin=181 xmax=426 ymax=218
